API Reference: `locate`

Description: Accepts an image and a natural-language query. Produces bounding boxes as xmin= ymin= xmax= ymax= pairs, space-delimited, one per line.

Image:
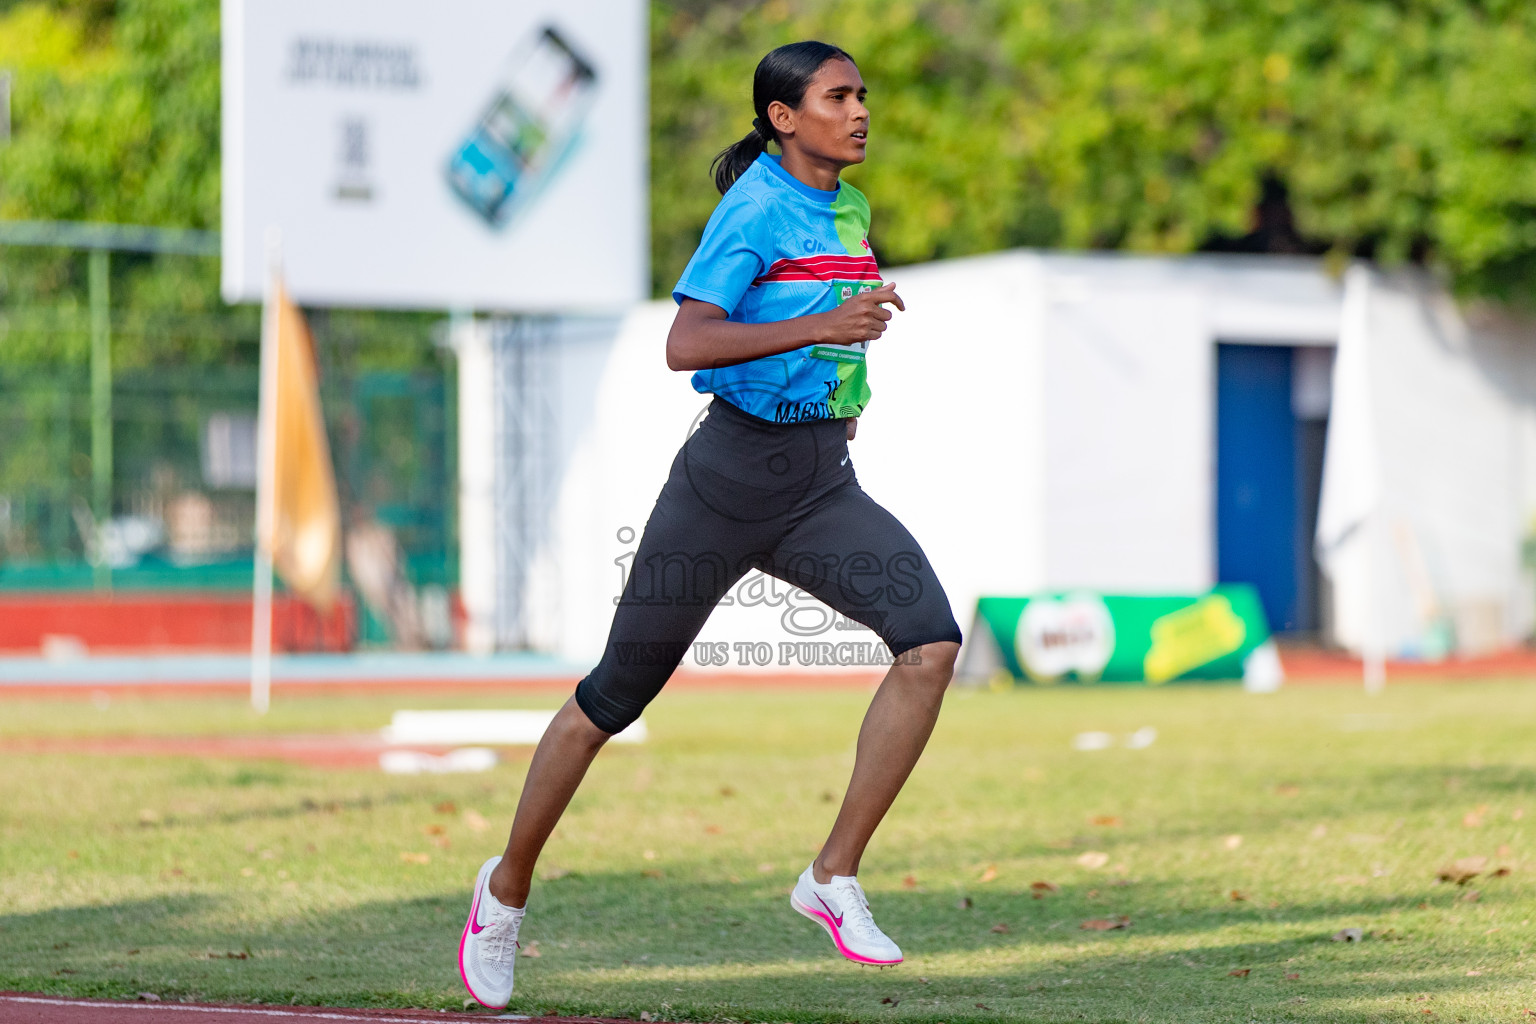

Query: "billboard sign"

xmin=966 ymin=586 xmax=1277 ymax=685
xmin=222 ymin=0 xmax=646 ymax=311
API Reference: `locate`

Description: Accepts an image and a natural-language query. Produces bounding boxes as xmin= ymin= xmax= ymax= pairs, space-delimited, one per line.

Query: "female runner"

xmin=459 ymin=41 xmax=962 ymax=1007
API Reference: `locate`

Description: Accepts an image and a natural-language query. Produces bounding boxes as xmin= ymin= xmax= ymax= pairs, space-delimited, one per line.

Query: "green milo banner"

xmin=967 ymin=585 xmax=1276 ymax=686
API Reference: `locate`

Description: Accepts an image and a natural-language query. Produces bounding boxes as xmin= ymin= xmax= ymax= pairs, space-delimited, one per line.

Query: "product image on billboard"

xmin=446 ymin=26 xmax=597 ymax=229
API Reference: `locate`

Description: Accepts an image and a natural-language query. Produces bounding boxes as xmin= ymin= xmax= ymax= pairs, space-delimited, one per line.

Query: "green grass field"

xmin=2 ymin=680 xmax=1534 ymax=1023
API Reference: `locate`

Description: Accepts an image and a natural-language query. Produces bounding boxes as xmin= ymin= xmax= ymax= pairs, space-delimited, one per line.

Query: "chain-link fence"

xmin=0 ymin=306 xmax=457 ymax=620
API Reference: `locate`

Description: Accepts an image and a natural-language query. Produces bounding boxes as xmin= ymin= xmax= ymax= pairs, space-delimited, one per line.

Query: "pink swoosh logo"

xmin=815 ymin=893 xmax=843 ymax=928
xmin=469 ymin=880 xmax=488 ymax=934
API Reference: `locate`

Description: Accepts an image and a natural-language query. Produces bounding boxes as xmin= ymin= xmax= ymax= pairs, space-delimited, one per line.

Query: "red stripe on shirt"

xmin=754 ymin=254 xmax=881 ymax=284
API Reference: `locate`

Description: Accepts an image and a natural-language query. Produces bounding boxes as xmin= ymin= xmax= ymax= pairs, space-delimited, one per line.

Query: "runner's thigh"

xmin=573 ymin=453 xmax=769 ymax=733
xmin=766 ymin=482 xmax=963 ymax=658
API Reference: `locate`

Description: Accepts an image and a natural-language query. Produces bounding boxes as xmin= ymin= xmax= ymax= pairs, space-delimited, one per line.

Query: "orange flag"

xmin=259 ymin=280 xmax=341 ymax=611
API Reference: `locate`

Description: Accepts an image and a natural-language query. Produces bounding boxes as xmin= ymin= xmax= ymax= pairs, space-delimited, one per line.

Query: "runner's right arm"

xmin=666 ymin=283 xmax=903 ymax=372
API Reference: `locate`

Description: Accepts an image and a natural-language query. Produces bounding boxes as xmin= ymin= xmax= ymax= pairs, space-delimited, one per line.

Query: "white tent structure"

xmin=456 ymin=250 xmax=1536 ymax=674
xmin=1318 ymin=266 xmax=1536 ymax=667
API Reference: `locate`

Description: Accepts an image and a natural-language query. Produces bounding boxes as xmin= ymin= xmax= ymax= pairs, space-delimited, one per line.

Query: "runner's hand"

xmin=816 ymin=281 xmax=905 ymax=345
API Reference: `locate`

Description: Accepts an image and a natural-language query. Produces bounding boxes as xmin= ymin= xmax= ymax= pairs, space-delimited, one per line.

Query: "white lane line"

xmin=0 ymin=996 xmax=472 ymax=1024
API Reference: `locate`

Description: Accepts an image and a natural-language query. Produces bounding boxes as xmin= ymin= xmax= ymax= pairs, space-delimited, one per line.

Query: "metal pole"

xmin=251 ymin=228 xmax=281 ymax=714
xmin=88 ymin=248 xmax=112 ymax=592
xmin=0 ymin=219 xmax=219 ymax=255
xmin=1363 ymin=511 xmax=1387 ymax=694
xmin=442 ymin=326 xmax=459 ymax=601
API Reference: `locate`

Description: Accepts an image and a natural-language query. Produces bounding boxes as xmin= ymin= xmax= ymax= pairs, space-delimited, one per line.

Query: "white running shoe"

xmin=790 ymin=863 xmax=903 ymax=965
xmin=458 ymin=855 xmax=525 ymax=1008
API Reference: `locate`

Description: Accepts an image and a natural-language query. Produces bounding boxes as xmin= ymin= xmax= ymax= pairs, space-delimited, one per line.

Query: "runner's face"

xmin=773 ymin=58 xmax=868 ymax=167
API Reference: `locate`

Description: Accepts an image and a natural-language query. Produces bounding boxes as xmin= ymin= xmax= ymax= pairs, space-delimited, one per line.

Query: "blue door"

xmin=1216 ymin=344 xmax=1298 ymax=632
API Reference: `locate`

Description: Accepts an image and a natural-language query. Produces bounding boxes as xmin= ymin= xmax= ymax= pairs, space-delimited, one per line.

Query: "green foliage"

xmin=653 ymin=0 xmax=1536 ymax=302
xmin=0 ymin=0 xmax=235 ymax=368
xmin=0 ymin=0 xmax=217 ymax=228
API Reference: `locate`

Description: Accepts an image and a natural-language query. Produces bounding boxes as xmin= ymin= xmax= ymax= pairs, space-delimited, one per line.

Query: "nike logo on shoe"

xmin=815 ymin=893 xmax=844 ymax=928
xmin=469 ymin=884 xmax=489 ymax=934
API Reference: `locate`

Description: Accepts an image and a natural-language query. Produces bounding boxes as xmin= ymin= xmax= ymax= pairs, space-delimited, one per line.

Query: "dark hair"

xmin=710 ymin=40 xmax=856 ymax=195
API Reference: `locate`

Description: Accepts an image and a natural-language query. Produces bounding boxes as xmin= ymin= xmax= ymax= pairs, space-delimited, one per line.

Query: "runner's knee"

xmin=573 ymin=671 xmax=654 ymax=736
xmin=555 ymin=696 xmax=617 ymax=748
xmin=889 ymin=640 xmax=959 ymax=704
xmin=910 ymin=640 xmax=958 ymax=687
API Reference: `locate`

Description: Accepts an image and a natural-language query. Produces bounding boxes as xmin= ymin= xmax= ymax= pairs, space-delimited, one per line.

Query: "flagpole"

xmin=251 ymin=227 xmax=281 ymax=714
xmin=1353 ymin=269 xmax=1386 ymax=696
xmin=1363 ymin=509 xmax=1387 ymax=695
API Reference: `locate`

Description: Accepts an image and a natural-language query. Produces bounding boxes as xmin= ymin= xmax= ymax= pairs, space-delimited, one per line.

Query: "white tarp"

xmin=1314 ymin=266 xmax=1386 ymax=676
xmin=1317 ymin=268 xmax=1530 ymax=659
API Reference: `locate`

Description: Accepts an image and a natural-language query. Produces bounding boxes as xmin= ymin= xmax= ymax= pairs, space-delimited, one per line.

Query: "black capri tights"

xmin=574 ymin=396 xmax=963 ymax=735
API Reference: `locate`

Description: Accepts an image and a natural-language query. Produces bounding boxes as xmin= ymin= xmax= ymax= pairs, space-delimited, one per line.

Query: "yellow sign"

xmin=1143 ymin=595 xmax=1247 ymax=684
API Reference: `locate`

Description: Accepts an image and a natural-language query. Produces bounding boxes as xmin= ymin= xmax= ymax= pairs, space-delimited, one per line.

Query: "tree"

xmin=0 ymin=0 xmax=238 ymax=368
xmin=652 ymin=0 xmax=1536 ymax=304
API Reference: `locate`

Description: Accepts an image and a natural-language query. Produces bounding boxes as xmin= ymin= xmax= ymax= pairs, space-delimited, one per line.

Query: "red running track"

xmin=0 ymin=994 xmax=627 ymax=1024
xmin=0 ymin=734 xmax=481 ymax=771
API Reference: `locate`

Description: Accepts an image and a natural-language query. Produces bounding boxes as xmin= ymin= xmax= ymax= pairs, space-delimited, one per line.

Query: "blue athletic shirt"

xmin=672 ymin=152 xmax=882 ymax=423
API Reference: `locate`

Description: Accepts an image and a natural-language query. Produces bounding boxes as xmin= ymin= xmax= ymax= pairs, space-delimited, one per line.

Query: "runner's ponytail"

xmin=710 ymin=40 xmax=855 ymax=195
xmin=711 ymin=122 xmax=770 ymax=196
